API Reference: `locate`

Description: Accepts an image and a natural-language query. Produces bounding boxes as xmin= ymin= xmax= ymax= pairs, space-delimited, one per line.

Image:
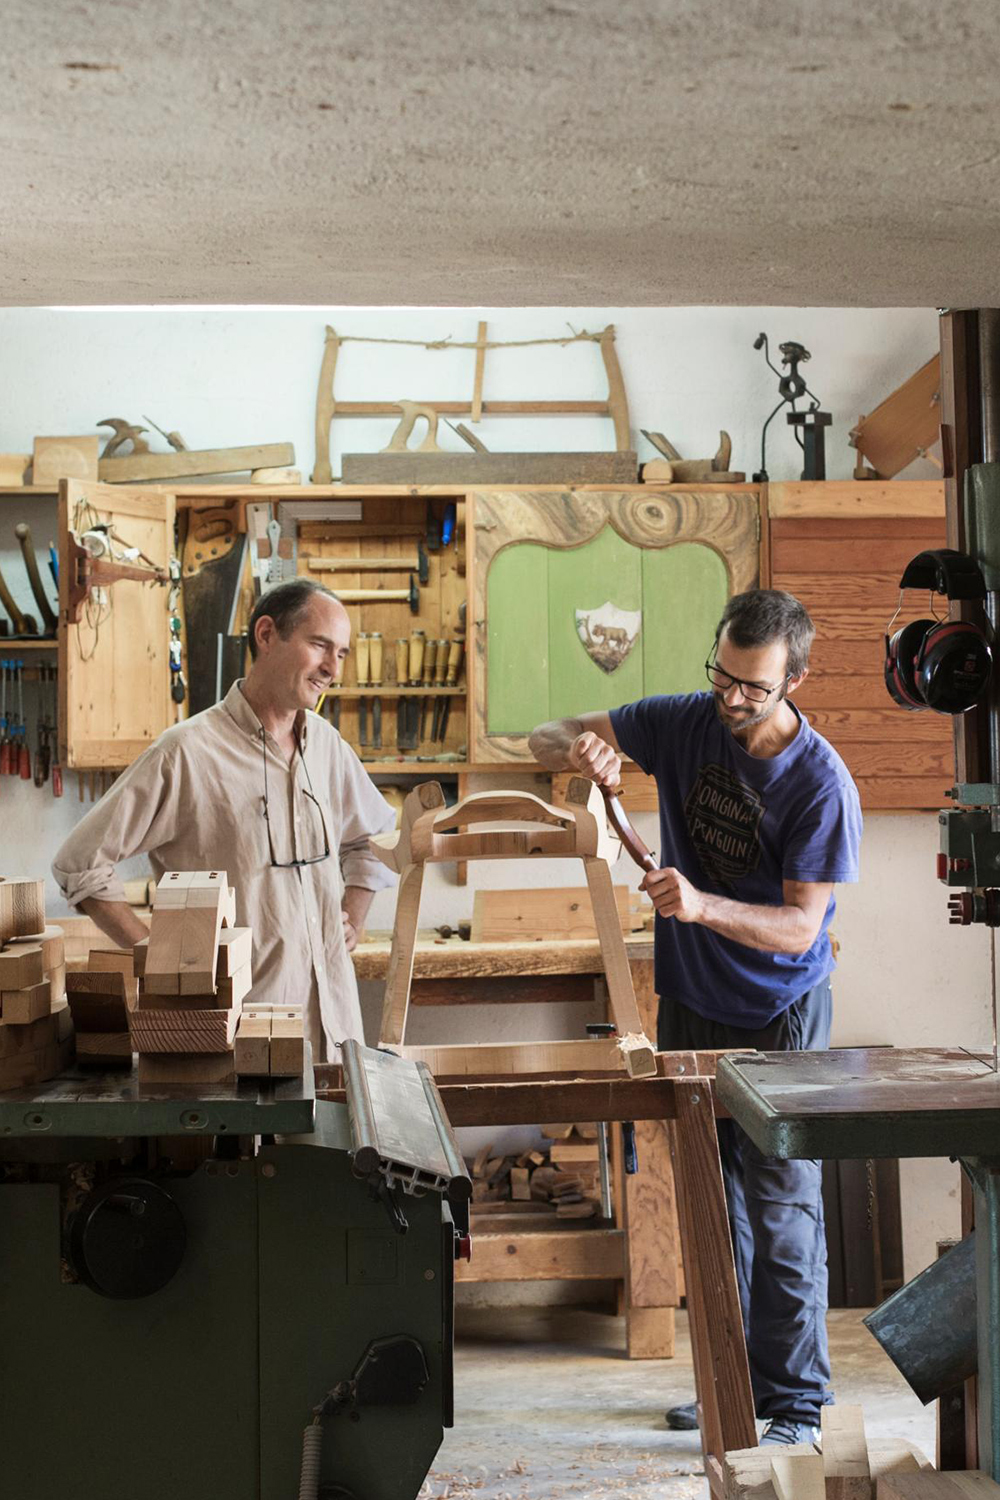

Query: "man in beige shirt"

xmin=53 ymin=578 xmax=396 ymax=1061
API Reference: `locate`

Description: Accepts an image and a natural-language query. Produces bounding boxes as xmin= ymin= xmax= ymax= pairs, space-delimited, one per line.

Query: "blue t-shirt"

xmin=610 ymin=692 xmax=862 ymax=1028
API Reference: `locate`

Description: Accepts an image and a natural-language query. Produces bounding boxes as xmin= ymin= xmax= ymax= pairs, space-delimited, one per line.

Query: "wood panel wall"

xmin=766 ymin=482 xmax=952 ymax=811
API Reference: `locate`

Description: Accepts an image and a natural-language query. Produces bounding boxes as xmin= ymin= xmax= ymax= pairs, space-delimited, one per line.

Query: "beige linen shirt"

xmin=52 ymin=682 xmax=397 ymax=1060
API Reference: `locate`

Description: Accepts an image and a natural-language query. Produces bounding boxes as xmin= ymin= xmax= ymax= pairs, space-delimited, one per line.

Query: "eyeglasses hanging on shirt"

xmin=704 ymin=652 xmax=790 ymax=705
xmin=259 ymin=728 xmax=331 ymax=869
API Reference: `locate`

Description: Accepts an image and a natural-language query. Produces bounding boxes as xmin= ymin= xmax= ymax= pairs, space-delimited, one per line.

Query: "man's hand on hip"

xmin=640 ymin=866 xmax=705 ymax=924
xmin=341 ymin=910 xmax=359 ymax=952
xmin=569 ymin=731 xmax=621 ymax=788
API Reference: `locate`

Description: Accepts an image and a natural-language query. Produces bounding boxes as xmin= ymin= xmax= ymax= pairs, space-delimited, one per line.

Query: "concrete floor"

xmin=422 ymin=1306 xmax=937 ymax=1500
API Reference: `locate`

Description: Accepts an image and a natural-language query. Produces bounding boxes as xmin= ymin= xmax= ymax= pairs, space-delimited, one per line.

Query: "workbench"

xmin=715 ymin=1047 xmax=1000 ymax=1481
xmin=352 ymin=929 xmax=680 ymax=1358
xmin=318 ymin=1049 xmax=756 ymax=1497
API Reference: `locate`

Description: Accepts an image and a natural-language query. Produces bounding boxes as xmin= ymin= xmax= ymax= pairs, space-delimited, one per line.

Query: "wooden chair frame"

xmin=369 ymin=777 xmax=656 ymax=1078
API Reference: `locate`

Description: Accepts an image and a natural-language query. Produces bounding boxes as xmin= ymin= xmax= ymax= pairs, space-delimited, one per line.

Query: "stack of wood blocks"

xmin=67 ymin=949 xmax=137 ymax=1067
xmin=0 ymin=877 xmax=72 ymax=1087
xmin=724 ymin=1407 xmax=933 ymax=1500
xmin=233 ymin=1006 xmax=305 ymax=1078
xmin=129 ymin=871 xmax=253 ymax=1085
xmin=469 ymin=1122 xmax=604 ymax=1224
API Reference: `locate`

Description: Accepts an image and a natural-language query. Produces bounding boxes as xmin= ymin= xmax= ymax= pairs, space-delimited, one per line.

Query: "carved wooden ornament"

xmin=575 ymin=601 xmax=642 ymax=673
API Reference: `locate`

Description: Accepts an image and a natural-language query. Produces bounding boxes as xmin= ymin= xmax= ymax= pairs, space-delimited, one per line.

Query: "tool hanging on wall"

xmin=356 ymin=633 xmax=370 ymax=749
xmin=66 ymin=525 xmax=171 ymax=625
xmin=751 ymin=333 xmax=832 ymax=482
xmin=0 ymin=559 xmax=37 ymax=638
xmin=369 ymin=633 xmax=383 ymax=750
xmin=13 ymin=523 xmax=57 ymax=635
xmin=0 ymin=661 xmax=9 ymax=773
xmin=306 ymin=540 xmax=430 ymax=585
xmin=16 ymin=661 xmax=30 ymax=779
xmin=336 ymin=577 xmax=420 ymax=613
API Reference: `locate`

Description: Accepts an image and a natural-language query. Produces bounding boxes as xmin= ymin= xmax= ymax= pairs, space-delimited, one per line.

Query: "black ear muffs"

xmin=885 ymin=618 xmax=938 ymax=710
xmin=884 ymin=548 xmax=992 ymax=715
xmin=916 ymin=619 xmax=993 ymax=713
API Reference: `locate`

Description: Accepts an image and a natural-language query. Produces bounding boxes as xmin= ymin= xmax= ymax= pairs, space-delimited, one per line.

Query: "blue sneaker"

xmin=760 ymin=1416 xmax=821 ymax=1446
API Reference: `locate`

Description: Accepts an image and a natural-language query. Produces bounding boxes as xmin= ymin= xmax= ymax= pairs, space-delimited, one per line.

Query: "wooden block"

xmin=132 ymin=937 xmax=148 ymax=976
xmin=8 ymin=925 xmax=64 ymax=970
xmin=32 ymin=435 xmax=99 ymax=483
xmin=0 ymin=878 xmax=45 ymax=944
xmin=556 ymin=1199 xmax=597 ymax=1218
xmin=138 ymin=1052 xmax=236 ymax=1086
xmin=573 ymin=1122 xmax=599 ymax=1140
xmin=2 ymin=980 xmax=53 ymax=1025
xmin=98 ymin=442 xmax=295 ymax=484
xmin=454 ymin=1228 xmax=625 ymax=1283
xmin=269 ymin=1009 xmax=305 ymax=1076
xmin=233 ymin=1012 xmax=271 ymax=1076
xmin=76 ymin=1031 xmax=133 ymax=1065
xmin=877 ymin=1475 xmax=1000 ymax=1500
xmin=66 ymin=970 xmax=133 ymax=1031
xmin=823 ymin=1406 xmax=871 ymax=1500
xmin=67 ymin=970 xmax=129 ymax=998
xmin=0 ymin=453 xmax=30 ymax=486
xmin=217 ymin=927 xmax=252 ymax=977
xmin=137 ymin=964 xmax=249 ymax=1011
xmin=725 ymin=1444 xmax=818 ymax=1500
xmin=543 ymin=1123 xmax=576 ymax=1139
xmin=472 ymin=1142 xmax=494 ymax=1178
xmin=510 ymin=1166 xmax=531 ymax=1200
xmin=771 ymin=1453 xmax=825 ymax=1500
xmin=550 ymin=1140 xmax=599 ymax=1165
xmin=0 ymin=943 xmax=44 ymax=990
xmin=130 ymin=1007 xmax=239 ymax=1053
xmin=48 ymin=961 xmax=66 ymax=1005
xmin=87 ymin=948 xmax=135 ymax=977
xmin=0 ymin=1010 xmax=60 ymax=1060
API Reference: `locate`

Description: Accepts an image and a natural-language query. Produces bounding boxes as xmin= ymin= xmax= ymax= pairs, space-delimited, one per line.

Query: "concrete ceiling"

xmin=4 ymin=0 xmax=999 ymax=308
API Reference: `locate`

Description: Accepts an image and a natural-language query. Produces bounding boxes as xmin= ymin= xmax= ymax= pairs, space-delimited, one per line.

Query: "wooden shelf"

xmin=329 ymin=685 xmax=465 ymax=698
xmin=0 ymin=639 xmax=58 ymax=651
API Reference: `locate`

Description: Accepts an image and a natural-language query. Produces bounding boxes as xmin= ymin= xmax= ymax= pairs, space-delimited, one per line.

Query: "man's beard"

xmin=712 ymin=686 xmax=786 ymax=735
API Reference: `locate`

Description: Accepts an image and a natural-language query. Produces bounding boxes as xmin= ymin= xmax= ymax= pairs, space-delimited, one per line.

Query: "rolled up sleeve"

xmin=52 ymin=744 xmax=177 ymax=907
xmin=335 ymin=745 xmax=398 ymax=893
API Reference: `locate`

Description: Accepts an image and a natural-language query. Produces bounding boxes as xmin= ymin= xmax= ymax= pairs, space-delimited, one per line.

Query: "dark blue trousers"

xmin=659 ymin=980 xmax=833 ymax=1424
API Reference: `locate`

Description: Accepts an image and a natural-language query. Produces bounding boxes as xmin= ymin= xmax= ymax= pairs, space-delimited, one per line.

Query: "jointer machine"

xmin=717 ymin=308 xmax=1000 ymax=1480
xmin=0 ymin=1040 xmax=471 ymax=1500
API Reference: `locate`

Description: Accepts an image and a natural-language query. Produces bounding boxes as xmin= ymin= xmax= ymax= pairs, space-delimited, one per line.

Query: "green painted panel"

xmin=548 ymin=526 xmax=644 ymax=718
xmin=487 ymin=543 xmax=550 ymax=733
xmin=641 ymin=542 xmax=728 ymax=695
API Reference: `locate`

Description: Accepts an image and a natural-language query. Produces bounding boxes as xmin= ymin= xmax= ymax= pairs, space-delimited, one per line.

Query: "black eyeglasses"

xmin=705 ymin=656 xmax=790 ymax=705
xmin=260 ymin=728 xmax=331 ymax=869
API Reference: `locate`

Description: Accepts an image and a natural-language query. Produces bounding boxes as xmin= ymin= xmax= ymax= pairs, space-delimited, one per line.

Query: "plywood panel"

xmin=59 ymin=479 xmax=176 ymax=769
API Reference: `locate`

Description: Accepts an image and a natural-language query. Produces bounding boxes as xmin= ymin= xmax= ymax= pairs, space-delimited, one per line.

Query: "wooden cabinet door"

xmin=58 ymin=480 xmax=176 ymax=768
xmin=470 ymin=487 xmax=760 ymax=762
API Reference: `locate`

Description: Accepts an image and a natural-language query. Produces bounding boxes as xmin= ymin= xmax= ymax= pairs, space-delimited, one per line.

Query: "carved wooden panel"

xmin=470 ymin=487 xmax=760 ymax=763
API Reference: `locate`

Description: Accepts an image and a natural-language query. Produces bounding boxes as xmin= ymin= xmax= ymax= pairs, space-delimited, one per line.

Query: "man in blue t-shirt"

xmin=529 ymin=589 xmax=862 ymax=1447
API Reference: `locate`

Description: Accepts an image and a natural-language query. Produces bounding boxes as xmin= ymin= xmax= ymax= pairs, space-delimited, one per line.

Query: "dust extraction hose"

xmin=298 ymin=1419 xmax=324 ymax=1500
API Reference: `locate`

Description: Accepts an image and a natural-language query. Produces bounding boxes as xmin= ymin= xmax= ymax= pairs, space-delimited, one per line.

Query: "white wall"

xmin=0 ymin=303 xmax=968 ymax=1279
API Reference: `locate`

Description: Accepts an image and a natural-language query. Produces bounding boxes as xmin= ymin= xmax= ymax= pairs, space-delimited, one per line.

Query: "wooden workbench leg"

xmin=671 ymin=1076 xmax=755 ymax=1496
xmin=618 ymin=959 xmax=680 ymax=1358
xmin=378 ymin=862 xmax=424 ymax=1048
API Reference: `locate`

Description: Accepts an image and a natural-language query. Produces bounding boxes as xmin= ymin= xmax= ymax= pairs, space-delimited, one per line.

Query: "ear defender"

xmin=883 ymin=550 xmax=992 ymax=716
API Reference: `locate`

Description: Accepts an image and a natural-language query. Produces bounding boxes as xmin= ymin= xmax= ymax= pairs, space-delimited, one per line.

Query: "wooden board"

xmin=851 ymin=360 xmax=942 ymax=479
xmin=269 ymin=1009 xmax=305 ymax=1076
xmin=130 ymin=1007 xmax=238 ymax=1052
xmin=98 ymin=443 xmax=295 ymax=483
xmin=768 ymin=480 xmax=944 ymax=519
xmin=877 ymin=1476 xmax=1000 ymax=1500
xmin=768 ymin=511 xmax=951 ymax=812
xmin=771 ymin=1453 xmax=825 ymax=1500
xmin=7 ymin=924 xmax=64 ymax=970
xmin=470 ymin=885 xmax=636 ymax=943
xmin=341 ymin=452 xmax=639 ymax=484
xmin=403 ymin=1037 xmax=626 ymax=1079
xmin=234 ymin=1010 xmax=271 ymax=1076
xmin=454 ymin=1227 xmax=625 ymax=1282
xmin=137 ymin=1052 xmax=237 ymax=1085
xmin=59 ymin=480 xmax=177 ymax=768
xmin=823 ymin=1406 xmax=871 ymax=1500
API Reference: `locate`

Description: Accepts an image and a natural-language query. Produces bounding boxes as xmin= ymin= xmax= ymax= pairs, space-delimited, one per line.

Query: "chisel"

xmin=395 ymin=638 xmax=408 ymax=753
xmin=438 ymin=638 xmax=465 ymax=744
xmin=356 ymin=632 xmax=370 ymax=748
xmin=419 ymin=638 xmax=438 ymax=743
xmin=369 ymin=633 xmax=383 ymax=749
xmin=406 ymin=629 xmax=425 ymax=751
xmin=431 ymin=638 xmax=448 ymax=741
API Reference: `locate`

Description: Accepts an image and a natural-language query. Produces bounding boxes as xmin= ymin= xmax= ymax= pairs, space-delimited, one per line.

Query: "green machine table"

xmin=0 ymin=1041 xmax=470 ymax=1500
xmin=715 ymin=1046 xmax=1000 ymax=1480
